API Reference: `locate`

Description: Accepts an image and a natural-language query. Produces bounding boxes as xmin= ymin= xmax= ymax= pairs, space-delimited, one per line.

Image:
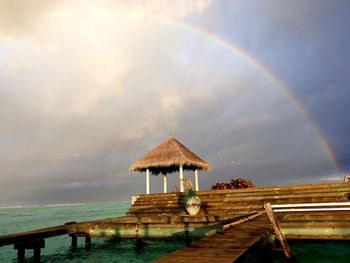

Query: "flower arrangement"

xmin=181 ymin=179 xmax=198 ymax=203
xmin=211 ymin=178 xmax=255 ymax=190
xmin=182 ymin=179 xmax=201 ymax=215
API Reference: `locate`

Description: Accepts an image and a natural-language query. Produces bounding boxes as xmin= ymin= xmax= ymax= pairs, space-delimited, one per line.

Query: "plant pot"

xmin=185 ymin=196 xmax=201 ymax=216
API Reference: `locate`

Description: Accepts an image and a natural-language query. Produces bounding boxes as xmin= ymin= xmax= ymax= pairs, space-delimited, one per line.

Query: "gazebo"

xmin=129 ymin=136 xmax=211 ymax=194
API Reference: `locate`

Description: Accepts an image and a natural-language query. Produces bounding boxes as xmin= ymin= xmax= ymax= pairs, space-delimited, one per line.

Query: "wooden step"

xmin=198 ymin=182 xmax=350 ymax=194
xmin=282 ymin=212 xmax=350 ymax=222
xmin=280 ymin=221 xmax=350 ymax=228
xmin=201 ymin=195 xmax=349 ymax=206
xmin=134 ymin=185 xmax=350 ymax=205
xmin=133 ymin=192 xmax=349 ymax=207
xmin=130 ymin=203 xmax=182 ymax=210
xmin=126 ymin=211 xmax=186 ymax=217
xmin=199 ymin=188 xmax=350 ymax=199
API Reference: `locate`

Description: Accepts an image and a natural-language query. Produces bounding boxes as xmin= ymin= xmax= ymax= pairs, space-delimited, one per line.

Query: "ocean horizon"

xmin=0 ymin=203 xmax=89 ymax=210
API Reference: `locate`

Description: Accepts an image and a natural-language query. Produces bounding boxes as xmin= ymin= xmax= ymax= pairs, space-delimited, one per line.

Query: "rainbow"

xmin=164 ymin=19 xmax=341 ymax=170
xmin=48 ymin=7 xmax=341 ymax=172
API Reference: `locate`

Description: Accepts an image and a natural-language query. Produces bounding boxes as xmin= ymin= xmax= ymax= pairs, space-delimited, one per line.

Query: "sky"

xmin=0 ymin=0 xmax=349 ymax=206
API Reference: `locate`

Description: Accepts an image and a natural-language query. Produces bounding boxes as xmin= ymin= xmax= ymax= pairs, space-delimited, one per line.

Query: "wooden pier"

xmin=1 ymin=182 xmax=350 ymax=262
xmin=0 ymin=225 xmax=68 ymax=247
xmin=0 ymin=225 xmax=68 ymax=262
xmin=154 ymin=213 xmax=272 ymax=263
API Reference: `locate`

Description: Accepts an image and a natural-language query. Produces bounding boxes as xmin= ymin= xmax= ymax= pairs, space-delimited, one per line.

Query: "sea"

xmin=1 ymin=201 xmax=350 ymax=263
xmin=0 ymin=201 xmax=184 ymax=263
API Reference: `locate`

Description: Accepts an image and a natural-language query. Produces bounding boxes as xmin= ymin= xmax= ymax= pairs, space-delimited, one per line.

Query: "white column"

xmin=194 ymin=169 xmax=199 ymax=191
xmin=163 ymin=174 xmax=167 ymax=193
xmin=146 ymin=169 xmax=150 ymax=194
xmin=179 ymin=165 xmax=184 ymax=192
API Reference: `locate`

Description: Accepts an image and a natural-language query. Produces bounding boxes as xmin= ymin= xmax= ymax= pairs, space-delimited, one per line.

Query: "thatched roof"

xmin=129 ymin=136 xmax=211 ymax=174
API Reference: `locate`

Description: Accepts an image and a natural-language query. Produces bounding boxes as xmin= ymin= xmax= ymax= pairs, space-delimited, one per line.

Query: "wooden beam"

xmin=1 ymin=225 xmax=67 ymax=247
xmin=179 ymin=165 xmax=184 ymax=192
xmin=146 ymin=169 xmax=150 ymax=194
xmin=272 ymin=202 xmax=350 ymax=212
xmin=163 ymin=174 xmax=167 ymax=193
xmin=194 ymin=170 xmax=199 ymax=191
xmin=271 ymin=202 xmax=350 ymax=208
xmin=264 ymin=202 xmax=293 ymax=260
xmin=222 ymin=211 xmax=265 ymax=230
xmin=275 ymin=207 xmax=350 ymax=212
xmin=14 ymin=239 xmax=45 ymax=250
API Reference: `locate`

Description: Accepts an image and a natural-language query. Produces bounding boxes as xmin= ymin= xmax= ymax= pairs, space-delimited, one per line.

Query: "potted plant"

xmin=182 ymin=179 xmax=201 ymax=216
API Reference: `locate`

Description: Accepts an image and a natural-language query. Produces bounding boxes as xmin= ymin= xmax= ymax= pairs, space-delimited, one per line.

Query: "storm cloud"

xmin=0 ymin=0 xmax=348 ymax=205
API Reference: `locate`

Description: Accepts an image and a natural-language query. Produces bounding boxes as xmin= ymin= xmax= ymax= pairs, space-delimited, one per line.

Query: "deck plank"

xmin=154 ymin=213 xmax=272 ymax=263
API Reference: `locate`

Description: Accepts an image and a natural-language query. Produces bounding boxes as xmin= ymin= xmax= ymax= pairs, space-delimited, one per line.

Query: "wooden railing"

xmin=265 ymin=201 xmax=350 ymax=261
xmin=271 ymin=201 xmax=350 ymax=212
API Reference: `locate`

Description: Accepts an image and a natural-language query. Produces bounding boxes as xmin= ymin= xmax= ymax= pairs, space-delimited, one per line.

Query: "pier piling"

xmin=33 ymin=246 xmax=41 ymax=262
xmin=14 ymin=239 xmax=45 ymax=263
xmin=16 ymin=245 xmax=25 ymax=262
xmin=69 ymin=232 xmax=92 ymax=251
xmin=85 ymin=236 xmax=91 ymax=251
xmin=69 ymin=234 xmax=78 ymax=249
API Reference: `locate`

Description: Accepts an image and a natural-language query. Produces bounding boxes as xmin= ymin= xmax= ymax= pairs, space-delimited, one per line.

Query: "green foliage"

xmin=182 ymin=188 xmax=198 ymax=204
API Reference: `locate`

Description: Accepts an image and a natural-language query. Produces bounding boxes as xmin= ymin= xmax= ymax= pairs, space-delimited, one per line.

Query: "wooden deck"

xmin=1 ymin=182 xmax=350 ymax=262
xmin=154 ymin=213 xmax=272 ymax=263
xmin=129 ymin=182 xmax=350 ymax=217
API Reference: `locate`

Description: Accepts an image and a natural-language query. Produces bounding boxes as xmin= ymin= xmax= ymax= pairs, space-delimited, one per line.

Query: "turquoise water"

xmin=273 ymin=240 xmax=350 ymax=263
xmin=0 ymin=202 xmax=184 ymax=262
xmin=246 ymin=239 xmax=350 ymax=263
xmin=2 ymin=203 xmax=350 ymax=262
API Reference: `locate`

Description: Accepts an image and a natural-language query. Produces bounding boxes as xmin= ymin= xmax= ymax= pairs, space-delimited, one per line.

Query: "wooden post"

xmin=179 ymin=165 xmax=184 ymax=192
xmin=163 ymin=174 xmax=167 ymax=193
xmin=16 ymin=244 xmax=25 ymax=262
xmin=14 ymin=239 xmax=44 ymax=263
xmin=264 ymin=203 xmax=293 ymax=260
xmin=184 ymin=222 xmax=191 ymax=245
xmin=194 ymin=169 xmax=199 ymax=191
xmin=71 ymin=235 xmax=77 ymax=249
xmin=135 ymin=222 xmax=144 ymax=253
xmin=222 ymin=211 xmax=264 ymax=230
xmin=146 ymin=168 xmax=150 ymax=194
xmin=135 ymin=238 xmax=144 ymax=254
xmin=85 ymin=236 xmax=91 ymax=251
xmin=33 ymin=246 xmax=41 ymax=263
